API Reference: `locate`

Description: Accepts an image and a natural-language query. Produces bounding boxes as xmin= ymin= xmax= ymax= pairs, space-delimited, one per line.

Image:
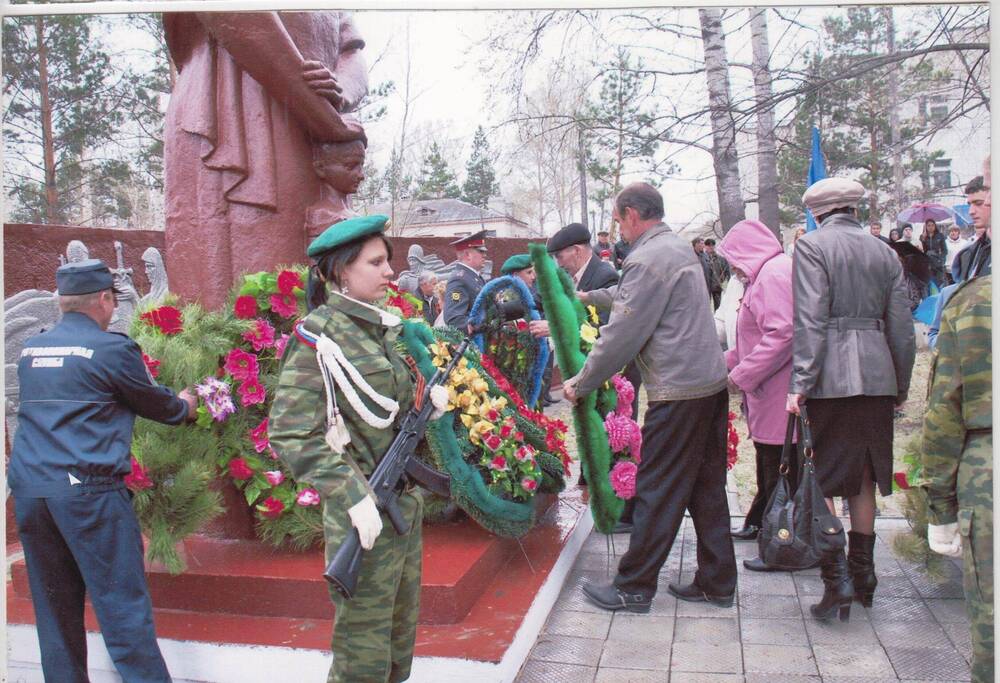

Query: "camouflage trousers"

xmin=959 ymin=434 xmax=993 ymax=683
xmin=323 ymin=490 xmax=423 ymax=683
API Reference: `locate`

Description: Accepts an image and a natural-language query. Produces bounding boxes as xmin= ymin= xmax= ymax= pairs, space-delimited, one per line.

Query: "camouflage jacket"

xmin=270 ymin=291 xmax=415 ymax=507
xmin=921 ymin=275 xmax=992 ymax=525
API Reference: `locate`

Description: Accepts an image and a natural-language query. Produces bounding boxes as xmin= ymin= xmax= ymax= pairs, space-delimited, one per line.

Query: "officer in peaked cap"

xmin=444 ymin=230 xmax=489 ymax=329
xmin=9 ymin=258 xmax=197 ymax=682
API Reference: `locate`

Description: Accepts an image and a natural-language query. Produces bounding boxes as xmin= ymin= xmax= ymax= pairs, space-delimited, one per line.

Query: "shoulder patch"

xmin=451 ymin=292 xmax=462 ymax=301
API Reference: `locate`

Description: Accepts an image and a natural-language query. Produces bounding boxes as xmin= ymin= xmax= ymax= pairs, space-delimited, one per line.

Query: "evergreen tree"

xmin=461 ymin=126 xmax=500 ymax=208
xmin=777 ymin=7 xmax=949 ymax=224
xmin=415 ymin=142 xmax=461 ymax=199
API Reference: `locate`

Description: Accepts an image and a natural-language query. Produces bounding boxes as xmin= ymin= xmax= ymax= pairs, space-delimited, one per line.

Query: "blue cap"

xmin=56 ymin=259 xmax=115 ymax=295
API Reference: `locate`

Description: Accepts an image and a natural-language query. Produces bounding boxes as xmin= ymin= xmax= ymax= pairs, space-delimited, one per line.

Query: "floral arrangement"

xmin=726 ymin=411 xmax=740 ymax=470
xmin=605 ymin=375 xmax=643 ymax=500
xmin=385 ymin=282 xmax=423 ymax=319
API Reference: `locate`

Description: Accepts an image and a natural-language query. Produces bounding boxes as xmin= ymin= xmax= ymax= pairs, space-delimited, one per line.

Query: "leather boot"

xmin=848 ymin=530 xmax=878 ymax=607
xmin=810 ymin=551 xmax=853 ymax=622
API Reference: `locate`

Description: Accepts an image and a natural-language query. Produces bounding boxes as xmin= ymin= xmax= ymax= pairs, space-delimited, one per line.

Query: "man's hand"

xmin=178 ymin=388 xmax=198 ymax=421
xmin=562 ymin=377 xmax=579 ymax=405
xmin=786 ymin=393 xmax=804 ymax=415
xmin=577 ymin=291 xmax=591 ymax=304
xmin=528 ymin=320 xmax=550 ymax=338
xmin=302 ymin=60 xmax=344 ymax=109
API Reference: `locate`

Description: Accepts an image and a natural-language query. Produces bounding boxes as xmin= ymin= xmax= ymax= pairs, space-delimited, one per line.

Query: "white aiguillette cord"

xmin=313 ymin=334 xmax=400 ymax=453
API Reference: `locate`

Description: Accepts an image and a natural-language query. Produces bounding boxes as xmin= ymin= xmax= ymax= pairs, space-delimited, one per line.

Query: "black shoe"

xmin=743 ymin=557 xmax=781 ymax=572
xmin=847 ymin=530 xmax=878 ymax=607
xmin=810 ymin=551 xmax=853 ymax=622
xmin=731 ymin=525 xmax=760 ymax=541
xmin=582 ymin=581 xmax=651 ymax=613
xmin=612 ymin=521 xmax=634 ymax=534
xmin=667 ymin=581 xmax=734 ymax=607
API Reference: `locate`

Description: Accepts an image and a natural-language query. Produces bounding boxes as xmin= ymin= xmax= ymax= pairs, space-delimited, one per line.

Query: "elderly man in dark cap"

xmin=443 ymin=229 xmax=489 ymax=329
xmin=564 ymin=183 xmax=736 ymax=612
xmin=9 ymin=259 xmax=197 ymax=682
xmin=593 ymin=228 xmax=614 ymax=259
xmin=788 ymin=177 xmax=914 ymax=623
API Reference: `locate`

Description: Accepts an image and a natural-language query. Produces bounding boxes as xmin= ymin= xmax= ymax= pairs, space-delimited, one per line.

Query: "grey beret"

xmin=547 ymin=223 xmax=591 ymax=253
xmin=802 ymin=178 xmax=866 ymax=217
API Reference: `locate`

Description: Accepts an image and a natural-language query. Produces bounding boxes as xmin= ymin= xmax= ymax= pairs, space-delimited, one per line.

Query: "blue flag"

xmin=805 ymin=126 xmax=827 ymax=232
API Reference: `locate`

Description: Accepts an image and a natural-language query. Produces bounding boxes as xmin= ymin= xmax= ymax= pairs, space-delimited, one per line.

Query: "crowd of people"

xmin=8 ymin=162 xmax=991 ymax=683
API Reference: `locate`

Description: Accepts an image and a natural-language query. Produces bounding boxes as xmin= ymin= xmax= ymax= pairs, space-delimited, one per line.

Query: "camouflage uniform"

xmin=270 ymin=290 xmax=419 ymax=683
xmin=921 ymin=275 xmax=992 ymax=683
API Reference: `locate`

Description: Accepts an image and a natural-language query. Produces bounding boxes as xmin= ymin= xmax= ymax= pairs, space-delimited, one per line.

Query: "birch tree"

xmin=750 ymin=10 xmax=780 ymax=236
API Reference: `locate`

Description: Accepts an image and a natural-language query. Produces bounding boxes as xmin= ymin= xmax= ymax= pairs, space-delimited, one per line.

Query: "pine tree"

xmin=415 ymin=142 xmax=461 ymax=199
xmin=461 ymin=126 xmax=500 ymax=208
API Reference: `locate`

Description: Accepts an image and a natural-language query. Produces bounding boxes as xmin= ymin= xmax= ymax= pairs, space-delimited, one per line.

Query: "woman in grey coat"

xmin=787 ymin=178 xmax=915 ymax=622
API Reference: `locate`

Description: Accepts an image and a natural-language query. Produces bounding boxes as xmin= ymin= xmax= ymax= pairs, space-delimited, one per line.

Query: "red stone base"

xmin=8 ymin=488 xmax=587 ymax=663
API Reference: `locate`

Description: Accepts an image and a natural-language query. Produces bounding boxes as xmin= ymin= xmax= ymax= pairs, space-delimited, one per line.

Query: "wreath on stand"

xmin=128 ymin=267 xmax=568 ymax=572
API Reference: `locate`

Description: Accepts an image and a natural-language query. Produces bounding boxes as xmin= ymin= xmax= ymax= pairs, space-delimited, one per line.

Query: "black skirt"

xmin=805 ymin=396 xmax=895 ymax=498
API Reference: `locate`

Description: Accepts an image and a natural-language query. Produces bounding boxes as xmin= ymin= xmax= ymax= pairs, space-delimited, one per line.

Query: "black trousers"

xmin=15 ymin=490 xmax=171 ymax=683
xmin=615 ymin=390 xmax=737 ymax=598
xmin=743 ymin=441 xmax=800 ymax=529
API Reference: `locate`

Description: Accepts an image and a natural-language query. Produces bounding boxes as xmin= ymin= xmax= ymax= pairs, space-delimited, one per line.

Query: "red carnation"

xmin=499 ymin=424 xmax=514 ymax=439
xmin=234 ymin=295 xmax=258 ymax=319
xmin=486 ymin=408 xmax=501 ymax=422
xmin=489 ymin=454 xmax=508 ymax=471
xmin=521 ymin=477 xmax=538 ymax=492
xmin=124 ymin=456 xmax=154 ymax=491
xmin=238 ymin=378 xmax=266 ymax=407
xmin=228 ymin=457 xmax=254 ymax=480
xmin=141 ymin=353 xmax=160 ymax=379
xmin=515 ymin=320 xmax=528 ymax=331
xmin=277 ymin=270 xmax=304 ymax=295
xmin=140 ymin=305 xmax=183 ymax=335
xmin=485 ymin=434 xmax=503 ymax=451
xmin=224 ymin=348 xmax=259 ymax=382
xmin=258 ymin=496 xmax=285 ymax=519
xmin=270 ymin=293 xmax=298 ymax=318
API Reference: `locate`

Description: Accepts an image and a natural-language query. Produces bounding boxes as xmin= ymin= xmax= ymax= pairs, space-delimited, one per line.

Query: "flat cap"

xmin=56 ymin=258 xmax=115 ymax=295
xmin=450 ymin=230 xmax=488 ymax=252
xmin=500 ymin=253 xmax=532 ymax=274
xmin=802 ymin=178 xmax=865 ymax=218
xmin=547 ymin=222 xmax=591 ymax=253
xmin=307 ymin=215 xmax=389 ymax=258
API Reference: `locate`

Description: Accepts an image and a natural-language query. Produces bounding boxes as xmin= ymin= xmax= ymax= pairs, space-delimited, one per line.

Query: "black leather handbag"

xmin=757 ymin=406 xmax=846 ymax=570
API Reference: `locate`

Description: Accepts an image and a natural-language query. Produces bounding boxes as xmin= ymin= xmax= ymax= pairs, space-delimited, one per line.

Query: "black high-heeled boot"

xmin=810 ymin=551 xmax=853 ymax=622
xmin=848 ymin=530 xmax=878 ymax=607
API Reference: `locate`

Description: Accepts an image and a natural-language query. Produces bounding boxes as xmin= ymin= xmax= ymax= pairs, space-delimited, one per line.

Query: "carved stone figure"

xmin=108 ymin=241 xmax=140 ymax=334
xmin=60 ymin=240 xmax=90 ymax=267
xmin=304 ymin=137 xmax=366 ymax=241
xmin=162 ymin=11 xmax=369 ymax=310
xmin=5 ymin=290 xmax=61 ymax=441
xmin=140 ymin=247 xmax=170 ymax=307
xmin=397 ymin=245 xmax=452 ymax=294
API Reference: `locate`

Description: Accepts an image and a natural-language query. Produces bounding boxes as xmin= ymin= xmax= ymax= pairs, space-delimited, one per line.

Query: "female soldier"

xmin=271 ymin=215 xmax=439 ymax=682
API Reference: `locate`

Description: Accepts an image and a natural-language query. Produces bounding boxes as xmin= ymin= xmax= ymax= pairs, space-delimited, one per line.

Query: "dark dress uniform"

xmin=9 ymin=260 xmax=189 ymax=683
xmin=443 ymin=231 xmax=489 ymax=329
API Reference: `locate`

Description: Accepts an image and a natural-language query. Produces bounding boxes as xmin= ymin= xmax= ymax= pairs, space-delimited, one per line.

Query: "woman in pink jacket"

xmin=718 ymin=219 xmax=799 ymax=571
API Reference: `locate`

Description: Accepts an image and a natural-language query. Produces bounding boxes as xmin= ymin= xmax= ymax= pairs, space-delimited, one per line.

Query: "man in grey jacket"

xmin=564 ymin=182 xmax=737 ymax=612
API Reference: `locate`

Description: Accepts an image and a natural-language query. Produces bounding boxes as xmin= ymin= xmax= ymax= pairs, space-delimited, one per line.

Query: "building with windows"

xmin=366 ymin=198 xmax=537 ymax=239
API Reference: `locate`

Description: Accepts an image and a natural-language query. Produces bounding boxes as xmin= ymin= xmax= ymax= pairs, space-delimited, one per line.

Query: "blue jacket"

xmin=9 ymin=312 xmax=189 ymax=497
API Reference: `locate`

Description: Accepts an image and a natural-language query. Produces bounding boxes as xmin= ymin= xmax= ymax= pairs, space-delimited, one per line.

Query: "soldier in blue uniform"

xmin=443 ymin=230 xmax=489 ymax=329
xmin=9 ymin=259 xmax=197 ymax=683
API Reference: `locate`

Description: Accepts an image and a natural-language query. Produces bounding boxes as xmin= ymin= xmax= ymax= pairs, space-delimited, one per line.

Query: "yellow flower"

xmin=457 ymin=390 xmax=475 ymax=409
xmin=580 ymin=323 xmax=598 ymax=345
xmin=472 ymin=379 xmax=490 ymax=395
xmin=469 ymin=419 xmax=494 ymax=444
xmin=587 ymin=305 xmax=599 ymax=324
xmin=460 ymin=414 xmax=474 ymax=429
xmin=491 ymin=396 xmax=508 ymax=412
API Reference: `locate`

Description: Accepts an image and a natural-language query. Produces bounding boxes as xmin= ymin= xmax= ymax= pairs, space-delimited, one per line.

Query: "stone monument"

xmin=303 ymin=136 xmax=366 ymax=241
xmin=396 ymin=244 xmax=451 ymax=294
xmin=140 ymin=247 xmax=170 ymax=307
xmin=4 ymin=289 xmax=60 ymax=441
xmin=163 ymin=11 xmax=369 ymax=309
xmin=60 ymin=239 xmax=90 ymax=266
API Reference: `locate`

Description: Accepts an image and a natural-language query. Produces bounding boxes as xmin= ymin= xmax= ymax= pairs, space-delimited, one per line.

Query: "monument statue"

xmin=304 ymin=136 xmax=366 ymax=241
xmin=108 ymin=242 xmax=141 ymax=334
xmin=396 ymin=244 xmax=451 ymax=294
xmin=60 ymin=239 xmax=90 ymax=266
xmin=163 ymin=11 xmax=369 ymax=309
xmin=140 ymin=247 xmax=170 ymax=307
xmin=4 ymin=289 xmax=61 ymax=442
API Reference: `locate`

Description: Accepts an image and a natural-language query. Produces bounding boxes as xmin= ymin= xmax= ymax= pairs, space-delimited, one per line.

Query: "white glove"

xmin=348 ymin=495 xmax=383 ymax=550
xmin=928 ymin=522 xmax=963 ymax=558
xmin=429 ymin=384 xmax=450 ymax=420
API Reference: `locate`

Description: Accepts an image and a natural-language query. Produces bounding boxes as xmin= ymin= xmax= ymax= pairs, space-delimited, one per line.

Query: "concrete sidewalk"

xmin=516 ymin=517 xmax=971 ymax=683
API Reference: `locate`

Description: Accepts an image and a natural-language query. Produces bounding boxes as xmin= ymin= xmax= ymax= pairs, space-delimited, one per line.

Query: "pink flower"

xmin=250 ymin=418 xmax=270 ymax=453
xmin=234 ymin=295 xmax=258 ymax=319
xmin=499 ymin=423 xmax=514 ymax=439
xmin=258 ymin=496 xmax=285 ymax=519
xmin=264 ymin=470 xmax=284 ymax=486
xmin=224 ymin=348 xmax=259 ymax=382
xmin=515 ymin=445 xmax=535 ymax=462
xmin=238 ymin=378 xmax=266 ymax=407
xmin=485 ymin=408 xmax=500 ymax=422
xmin=521 ymin=477 xmax=538 ymax=492
xmin=277 ymin=270 xmax=304 ymax=295
xmin=125 ymin=456 xmax=154 ymax=491
xmin=612 ymin=374 xmax=635 ymax=419
xmin=243 ymin=319 xmax=276 ymax=352
xmin=196 ymin=377 xmax=236 ymax=422
xmin=485 ymin=434 xmax=503 ymax=451
xmin=275 ymin=334 xmax=290 ymax=359
xmin=489 ymin=455 xmax=508 ymax=471
xmin=609 ymin=460 xmax=638 ymax=500
xmin=296 ymin=488 xmax=321 ymax=506
xmin=270 ymin=292 xmax=298 ymax=318
xmin=605 ymin=412 xmax=642 ymax=457
xmin=228 ymin=457 xmax=254 ymax=481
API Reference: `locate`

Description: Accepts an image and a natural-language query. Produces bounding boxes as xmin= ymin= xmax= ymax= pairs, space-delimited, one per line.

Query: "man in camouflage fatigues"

xmin=270 ymin=290 xmax=420 ymax=683
xmin=921 ymin=274 xmax=992 ymax=683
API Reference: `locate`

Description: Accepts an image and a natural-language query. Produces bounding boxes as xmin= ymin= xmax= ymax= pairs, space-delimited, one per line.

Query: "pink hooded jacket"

xmin=718 ymin=220 xmax=793 ymax=445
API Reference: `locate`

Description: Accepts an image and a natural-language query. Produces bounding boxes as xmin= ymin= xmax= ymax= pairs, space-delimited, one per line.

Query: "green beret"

xmin=307 ymin=215 xmax=389 ymax=258
xmin=501 ymin=253 xmax=532 ymax=274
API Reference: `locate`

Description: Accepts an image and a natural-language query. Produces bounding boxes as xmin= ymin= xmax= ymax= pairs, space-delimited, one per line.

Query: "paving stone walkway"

xmin=516 ymin=517 xmax=971 ymax=683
